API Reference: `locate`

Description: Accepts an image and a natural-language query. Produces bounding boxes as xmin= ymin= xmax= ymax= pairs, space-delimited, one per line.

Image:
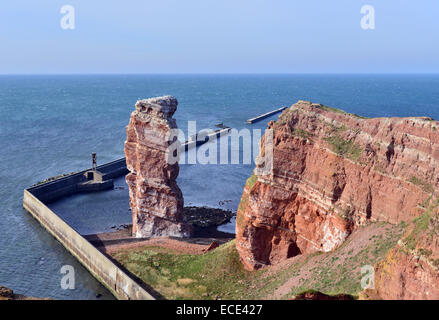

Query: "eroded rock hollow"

xmin=236 ymin=100 xmax=439 ymax=271
xmin=125 ymin=96 xmax=192 ymax=238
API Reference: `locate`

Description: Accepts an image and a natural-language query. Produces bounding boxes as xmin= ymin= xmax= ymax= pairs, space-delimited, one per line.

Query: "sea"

xmin=1 ymin=74 xmax=438 ymax=299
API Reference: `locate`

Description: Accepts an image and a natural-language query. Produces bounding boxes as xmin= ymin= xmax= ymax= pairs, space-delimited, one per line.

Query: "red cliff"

xmin=236 ymin=100 xmax=439 ymax=272
xmin=124 ymin=96 xmax=192 ymax=238
xmin=372 ymin=208 xmax=439 ymax=299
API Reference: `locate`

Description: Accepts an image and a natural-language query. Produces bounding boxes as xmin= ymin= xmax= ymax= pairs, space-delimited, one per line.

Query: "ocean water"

xmin=1 ymin=74 xmax=439 ymax=299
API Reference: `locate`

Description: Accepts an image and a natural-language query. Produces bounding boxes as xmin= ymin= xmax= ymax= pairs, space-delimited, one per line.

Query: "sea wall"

xmin=23 ymin=158 xmax=154 ymax=300
xmin=23 ymin=190 xmax=154 ymax=300
xmin=96 ymin=158 xmax=129 ymax=180
xmin=28 ymin=158 xmax=128 ymax=203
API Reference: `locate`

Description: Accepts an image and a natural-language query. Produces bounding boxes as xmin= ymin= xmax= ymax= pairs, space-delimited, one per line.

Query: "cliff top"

xmin=135 ymin=95 xmax=178 ymax=118
xmin=272 ymin=100 xmax=439 ymax=194
xmin=275 ymin=100 xmax=439 ymax=159
xmin=292 ymin=99 xmax=436 ymax=123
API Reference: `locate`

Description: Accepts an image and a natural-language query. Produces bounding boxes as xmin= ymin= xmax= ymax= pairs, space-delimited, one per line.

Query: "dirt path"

xmin=104 ymin=237 xmax=209 ymax=255
xmin=84 ymin=224 xmax=234 ymax=255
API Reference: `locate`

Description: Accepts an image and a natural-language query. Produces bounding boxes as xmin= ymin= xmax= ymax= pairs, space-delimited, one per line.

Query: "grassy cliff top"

xmin=112 ymin=221 xmax=403 ymax=300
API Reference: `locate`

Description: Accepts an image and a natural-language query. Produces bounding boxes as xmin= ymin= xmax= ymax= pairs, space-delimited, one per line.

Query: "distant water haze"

xmin=1 ymin=74 xmax=439 ymax=299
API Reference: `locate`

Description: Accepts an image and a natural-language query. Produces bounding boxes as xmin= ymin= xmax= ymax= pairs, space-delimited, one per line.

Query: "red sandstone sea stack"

xmin=236 ymin=100 xmax=439 ymax=273
xmin=124 ymin=96 xmax=192 ymax=238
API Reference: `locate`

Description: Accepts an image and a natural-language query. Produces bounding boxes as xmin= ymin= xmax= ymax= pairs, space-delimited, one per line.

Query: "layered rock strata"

xmin=372 ymin=209 xmax=439 ymax=299
xmin=125 ymin=96 xmax=192 ymax=238
xmin=237 ymin=100 xmax=439 ymax=270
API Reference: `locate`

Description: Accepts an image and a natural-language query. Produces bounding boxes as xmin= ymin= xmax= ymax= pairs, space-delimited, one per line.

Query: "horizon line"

xmin=1 ymin=72 xmax=439 ymax=76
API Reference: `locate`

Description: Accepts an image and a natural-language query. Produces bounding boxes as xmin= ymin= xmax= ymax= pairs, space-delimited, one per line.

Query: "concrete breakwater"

xmin=23 ymin=158 xmax=155 ymax=300
xmin=246 ymin=106 xmax=287 ymax=124
xmin=29 ymin=158 xmax=128 ymax=203
xmin=183 ymin=126 xmax=231 ymax=150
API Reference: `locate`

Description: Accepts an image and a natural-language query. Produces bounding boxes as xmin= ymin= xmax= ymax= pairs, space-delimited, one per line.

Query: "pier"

xmin=23 ymin=166 xmax=155 ymax=300
xmin=28 ymin=158 xmax=128 ymax=203
xmin=246 ymin=106 xmax=287 ymax=124
xmin=182 ymin=126 xmax=231 ymax=151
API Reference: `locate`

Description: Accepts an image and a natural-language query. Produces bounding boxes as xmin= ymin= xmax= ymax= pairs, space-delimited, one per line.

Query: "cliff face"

xmin=236 ymin=100 xmax=439 ymax=270
xmin=373 ymin=210 xmax=439 ymax=299
xmin=125 ymin=96 xmax=192 ymax=238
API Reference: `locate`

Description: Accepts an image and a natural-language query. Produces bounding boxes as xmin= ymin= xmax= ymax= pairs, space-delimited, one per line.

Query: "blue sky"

xmin=0 ymin=0 xmax=438 ymax=74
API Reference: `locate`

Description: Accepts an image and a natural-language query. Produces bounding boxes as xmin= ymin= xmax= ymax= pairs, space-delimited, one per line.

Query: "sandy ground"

xmin=103 ymin=238 xmax=209 ymax=255
xmin=84 ymin=225 xmax=234 ymax=255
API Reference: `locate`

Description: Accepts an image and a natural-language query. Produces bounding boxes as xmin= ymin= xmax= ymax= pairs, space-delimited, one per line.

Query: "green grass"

xmin=112 ymin=222 xmax=403 ymax=300
xmin=276 ymin=109 xmax=295 ymax=126
xmin=396 ymin=208 xmax=439 ymax=273
xmin=236 ymin=204 xmax=246 ymax=228
xmin=407 ymin=176 xmax=434 ymax=193
xmin=246 ymin=174 xmax=258 ymax=190
xmin=402 ymin=197 xmax=438 ymax=251
xmin=274 ymin=110 xmax=312 ymax=141
xmin=236 ymin=173 xmax=257 ymax=228
xmin=323 ymin=135 xmax=363 ymax=162
xmin=419 ymin=194 xmax=433 ymax=208
xmin=292 ymin=128 xmax=312 ymax=139
xmin=284 ymin=224 xmax=403 ymax=298
xmin=238 ymin=191 xmax=248 ymax=213
xmin=112 ymin=240 xmax=256 ymax=300
xmin=318 ymin=105 xmax=368 ymax=119
xmin=319 ymin=105 xmax=348 ymax=115
xmin=404 ymin=212 xmax=432 ymax=250
xmin=413 ymin=213 xmax=432 ymax=235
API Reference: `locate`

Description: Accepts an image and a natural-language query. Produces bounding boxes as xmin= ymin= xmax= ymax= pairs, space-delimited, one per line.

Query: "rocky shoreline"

xmin=85 ymin=205 xmax=235 ymax=253
xmin=0 ymin=286 xmax=50 ymax=300
xmin=108 ymin=206 xmax=234 ymax=234
xmin=182 ymin=206 xmax=234 ymax=228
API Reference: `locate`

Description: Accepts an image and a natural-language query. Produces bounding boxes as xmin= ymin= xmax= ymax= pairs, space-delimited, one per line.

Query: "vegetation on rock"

xmin=112 ymin=223 xmax=402 ymax=300
xmin=323 ymin=135 xmax=363 ymax=162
